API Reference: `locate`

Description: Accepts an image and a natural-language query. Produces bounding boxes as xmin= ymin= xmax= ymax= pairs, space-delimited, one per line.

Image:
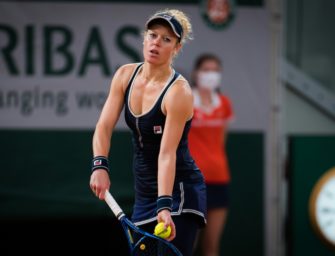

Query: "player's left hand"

xmin=157 ymin=209 xmax=176 ymax=241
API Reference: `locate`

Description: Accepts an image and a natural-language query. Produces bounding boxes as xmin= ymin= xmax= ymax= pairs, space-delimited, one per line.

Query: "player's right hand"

xmin=157 ymin=209 xmax=176 ymax=241
xmin=90 ymin=170 xmax=110 ymax=200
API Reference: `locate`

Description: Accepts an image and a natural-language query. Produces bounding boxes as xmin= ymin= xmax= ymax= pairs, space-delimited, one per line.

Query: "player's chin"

xmin=145 ymin=56 xmax=161 ymax=65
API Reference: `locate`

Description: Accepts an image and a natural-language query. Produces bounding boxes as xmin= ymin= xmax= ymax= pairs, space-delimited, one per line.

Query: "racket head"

xmin=120 ymin=217 xmax=182 ymax=256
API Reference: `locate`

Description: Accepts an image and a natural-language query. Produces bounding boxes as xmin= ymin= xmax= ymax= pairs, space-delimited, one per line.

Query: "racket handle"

xmin=104 ymin=190 xmax=124 ymax=219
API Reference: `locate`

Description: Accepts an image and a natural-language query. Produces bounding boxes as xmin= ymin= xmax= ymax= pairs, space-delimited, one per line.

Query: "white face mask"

xmin=197 ymin=71 xmax=221 ymax=90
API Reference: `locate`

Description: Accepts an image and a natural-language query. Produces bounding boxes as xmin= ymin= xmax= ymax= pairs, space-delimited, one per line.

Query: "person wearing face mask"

xmin=188 ymin=54 xmax=234 ymax=256
xmin=89 ymin=9 xmax=206 ymax=256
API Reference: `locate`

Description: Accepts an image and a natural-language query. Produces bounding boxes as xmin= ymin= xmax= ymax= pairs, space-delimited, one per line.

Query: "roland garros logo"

xmin=200 ymin=0 xmax=235 ymax=30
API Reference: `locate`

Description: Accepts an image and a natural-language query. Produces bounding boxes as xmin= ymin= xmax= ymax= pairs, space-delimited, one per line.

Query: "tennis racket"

xmin=104 ymin=190 xmax=182 ymax=256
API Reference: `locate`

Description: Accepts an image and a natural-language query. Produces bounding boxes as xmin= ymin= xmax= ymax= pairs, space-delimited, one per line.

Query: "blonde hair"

xmin=147 ymin=9 xmax=193 ymax=44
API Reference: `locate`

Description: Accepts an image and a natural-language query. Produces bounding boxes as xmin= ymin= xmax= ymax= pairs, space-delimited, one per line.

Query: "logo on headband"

xmin=200 ymin=0 xmax=236 ymax=30
xmin=161 ymin=14 xmax=172 ymax=20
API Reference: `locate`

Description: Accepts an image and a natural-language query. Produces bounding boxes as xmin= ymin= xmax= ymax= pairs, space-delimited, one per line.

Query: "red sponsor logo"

xmin=153 ymin=126 xmax=162 ymax=134
xmin=94 ymin=159 xmax=102 ymax=166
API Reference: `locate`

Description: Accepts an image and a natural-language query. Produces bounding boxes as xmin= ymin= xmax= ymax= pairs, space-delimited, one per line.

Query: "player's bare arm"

xmin=90 ymin=64 xmax=136 ymax=199
xmin=156 ymin=79 xmax=193 ymax=241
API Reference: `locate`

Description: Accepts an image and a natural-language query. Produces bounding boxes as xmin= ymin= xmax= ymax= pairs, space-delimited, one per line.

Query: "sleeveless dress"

xmin=124 ymin=63 xmax=207 ymax=226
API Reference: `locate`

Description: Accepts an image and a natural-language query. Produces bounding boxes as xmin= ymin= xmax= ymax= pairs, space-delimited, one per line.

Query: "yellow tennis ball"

xmin=154 ymin=222 xmax=171 ymax=239
xmin=140 ymin=244 xmax=146 ymax=250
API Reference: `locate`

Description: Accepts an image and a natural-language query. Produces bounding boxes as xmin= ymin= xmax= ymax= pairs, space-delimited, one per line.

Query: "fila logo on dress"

xmin=153 ymin=126 xmax=163 ymax=134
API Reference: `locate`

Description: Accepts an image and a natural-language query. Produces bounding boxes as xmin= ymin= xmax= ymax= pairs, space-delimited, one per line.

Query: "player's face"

xmin=143 ymin=24 xmax=181 ymax=65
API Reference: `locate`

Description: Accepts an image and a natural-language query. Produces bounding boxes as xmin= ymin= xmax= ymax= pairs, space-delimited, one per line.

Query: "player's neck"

xmin=141 ymin=62 xmax=172 ymax=83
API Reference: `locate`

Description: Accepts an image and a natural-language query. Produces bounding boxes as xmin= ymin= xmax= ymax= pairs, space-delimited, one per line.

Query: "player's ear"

xmin=174 ymin=43 xmax=182 ymax=55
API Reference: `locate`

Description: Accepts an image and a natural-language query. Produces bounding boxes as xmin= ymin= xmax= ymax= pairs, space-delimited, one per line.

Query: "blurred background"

xmin=0 ymin=0 xmax=334 ymax=255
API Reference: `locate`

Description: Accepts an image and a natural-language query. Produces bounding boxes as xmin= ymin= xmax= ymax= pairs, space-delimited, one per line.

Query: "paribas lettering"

xmin=0 ymin=24 xmax=141 ymax=76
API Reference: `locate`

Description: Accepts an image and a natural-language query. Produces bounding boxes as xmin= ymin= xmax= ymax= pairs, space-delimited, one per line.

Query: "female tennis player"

xmin=89 ymin=9 xmax=206 ymax=256
xmin=188 ymin=54 xmax=234 ymax=256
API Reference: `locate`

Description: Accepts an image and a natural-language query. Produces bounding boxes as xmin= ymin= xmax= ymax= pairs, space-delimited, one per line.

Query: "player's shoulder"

xmin=164 ymin=74 xmax=193 ymax=116
xmin=115 ymin=63 xmax=141 ymax=77
xmin=170 ymin=74 xmax=192 ymax=96
xmin=164 ymin=74 xmax=193 ymax=112
xmin=112 ymin=63 xmax=142 ymax=90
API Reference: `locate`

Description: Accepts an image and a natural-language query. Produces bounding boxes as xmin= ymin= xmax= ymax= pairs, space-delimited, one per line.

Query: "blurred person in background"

xmin=188 ymin=54 xmax=234 ymax=256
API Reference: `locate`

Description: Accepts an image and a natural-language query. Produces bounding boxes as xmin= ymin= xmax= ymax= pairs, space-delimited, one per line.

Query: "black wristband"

xmin=92 ymin=156 xmax=109 ymax=173
xmin=156 ymin=195 xmax=173 ymax=214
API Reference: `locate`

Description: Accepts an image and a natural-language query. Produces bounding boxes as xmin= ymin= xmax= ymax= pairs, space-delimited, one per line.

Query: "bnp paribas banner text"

xmin=0 ymin=2 xmax=270 ymax=130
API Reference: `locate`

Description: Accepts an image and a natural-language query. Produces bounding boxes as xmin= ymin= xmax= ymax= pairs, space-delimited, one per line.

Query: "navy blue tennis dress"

xmin=124 ymin=63 xmax=207 ymax=227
